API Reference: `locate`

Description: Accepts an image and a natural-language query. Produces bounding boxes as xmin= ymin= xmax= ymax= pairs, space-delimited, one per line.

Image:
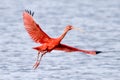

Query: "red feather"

xmin=55 ymin=44 xmax=96 ymax=55
xmin=23 ymin=12 xmax=51 ymax=43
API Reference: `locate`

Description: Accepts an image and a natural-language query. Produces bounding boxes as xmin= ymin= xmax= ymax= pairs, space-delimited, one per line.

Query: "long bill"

xmin=72 ymin=27 xmax=84 ymax=32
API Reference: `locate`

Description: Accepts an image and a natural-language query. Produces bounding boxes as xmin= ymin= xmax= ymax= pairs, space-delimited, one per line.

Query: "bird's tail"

xmin=33 ymin=46 xmax=41 ymax=51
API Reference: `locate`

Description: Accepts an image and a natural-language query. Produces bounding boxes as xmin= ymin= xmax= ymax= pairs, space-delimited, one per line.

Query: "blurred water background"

xmin=0 ymin=0 xmax=120 ymax=80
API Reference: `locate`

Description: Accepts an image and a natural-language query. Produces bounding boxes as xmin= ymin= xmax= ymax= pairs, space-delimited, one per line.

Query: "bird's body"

xmin=23 ymin=10 xmax=101 ymax=69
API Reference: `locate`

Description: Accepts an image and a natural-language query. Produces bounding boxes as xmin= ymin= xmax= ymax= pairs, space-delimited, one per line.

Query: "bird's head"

xmin=66 ymin=25 xmax=74 ymax=30
xmin=65 ymin=25 xmax=83 ymax=32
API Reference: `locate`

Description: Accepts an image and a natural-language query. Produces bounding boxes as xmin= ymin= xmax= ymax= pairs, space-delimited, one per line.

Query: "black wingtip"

xmin=25 ymin=9 xmax=34 ymax=16
xmin=96 ymin=51 xmax=102 ymax=54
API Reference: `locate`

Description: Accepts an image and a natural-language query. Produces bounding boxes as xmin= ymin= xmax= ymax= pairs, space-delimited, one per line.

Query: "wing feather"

xmin=23 ymin=11 xmax=51 ymax=43
xmin=54 ymin=44 xmax=81 ymax=52
xmin=55 ymin=44 xmax=97 ymax=55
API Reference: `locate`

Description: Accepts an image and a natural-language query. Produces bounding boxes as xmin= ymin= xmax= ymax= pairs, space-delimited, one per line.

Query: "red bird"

xmin=23 ymin=10 xmax=101 ymax=69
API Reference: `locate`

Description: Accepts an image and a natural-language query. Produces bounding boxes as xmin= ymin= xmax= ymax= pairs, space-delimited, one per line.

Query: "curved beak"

xmin=72 ymin=27 xmax=84 ymax=32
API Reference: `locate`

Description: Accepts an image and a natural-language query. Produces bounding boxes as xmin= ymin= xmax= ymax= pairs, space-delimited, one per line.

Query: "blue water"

xmin=0 ymin=0 xmax=120 ymax=80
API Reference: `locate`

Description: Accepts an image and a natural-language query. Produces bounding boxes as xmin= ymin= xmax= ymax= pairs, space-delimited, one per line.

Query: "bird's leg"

xmin=33 ymin=51 xmax=47 ymax=69
xmin=36 ymin=52 xmax=40 ymax=61
xmin=33 ymin=51 xmax=40 ymax=69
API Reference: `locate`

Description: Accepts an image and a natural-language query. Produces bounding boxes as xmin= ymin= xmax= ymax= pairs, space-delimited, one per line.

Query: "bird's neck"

xmin=58 ymin=29 xmax=69 ymax=42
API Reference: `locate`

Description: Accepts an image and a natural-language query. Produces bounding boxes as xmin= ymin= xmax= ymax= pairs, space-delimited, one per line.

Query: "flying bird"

xmin=23 ymin=10 xmax=101 ymax=69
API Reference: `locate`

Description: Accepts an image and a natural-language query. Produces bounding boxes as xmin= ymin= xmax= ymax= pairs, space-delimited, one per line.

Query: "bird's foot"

xmin=33 ymin=61 xmax=40 ymax=69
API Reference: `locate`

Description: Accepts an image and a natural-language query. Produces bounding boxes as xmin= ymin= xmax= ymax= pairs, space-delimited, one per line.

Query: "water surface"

xmin=0 ymin=0 xmax=120 ymax=80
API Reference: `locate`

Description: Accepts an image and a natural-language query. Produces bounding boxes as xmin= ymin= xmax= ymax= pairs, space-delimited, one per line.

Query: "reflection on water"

xmin=0 ymin=0 xmax=120 ymax=80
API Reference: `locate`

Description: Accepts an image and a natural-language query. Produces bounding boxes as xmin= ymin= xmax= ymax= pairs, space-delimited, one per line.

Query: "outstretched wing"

xmin=54 ymin=44 xmax=98 ymax=55
xmin=23 ymin=10 xmax=51 ymax=43
xmin=54 ymin=44 xmax=81 ymax=52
